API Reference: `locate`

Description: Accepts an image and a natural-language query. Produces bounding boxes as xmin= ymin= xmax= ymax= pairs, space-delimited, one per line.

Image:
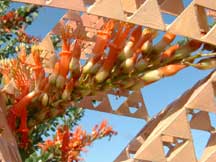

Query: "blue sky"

xmin=11 ymin=1 xmax=216 ymax=161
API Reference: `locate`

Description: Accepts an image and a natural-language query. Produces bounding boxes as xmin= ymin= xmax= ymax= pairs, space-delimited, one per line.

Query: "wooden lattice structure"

xmin=115 ymin=70 xmax=216 ymax=162
xmin=1 ymin=0 xmax=216 ymax=161
xmin=13 ymin=0 xmax=216 ymax=45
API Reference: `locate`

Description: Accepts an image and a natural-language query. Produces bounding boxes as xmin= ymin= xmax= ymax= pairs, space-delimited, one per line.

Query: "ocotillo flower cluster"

xmin=0 ymin=5 xmax=39 ymax=43
xmin=38 ymin=120 xmax=117 ymax=162
xmin=0 ymin=21 xmax=215 ymax=148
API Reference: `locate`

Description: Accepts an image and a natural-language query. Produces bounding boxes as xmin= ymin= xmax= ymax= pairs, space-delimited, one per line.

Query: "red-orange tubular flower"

xmin=38 ymin=120 xmax=117 ymax=162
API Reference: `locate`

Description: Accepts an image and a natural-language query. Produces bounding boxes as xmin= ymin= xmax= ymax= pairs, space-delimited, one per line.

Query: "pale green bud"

xmin=95 ymin=68 xmax=109 ymax=83
xmin=56 ymin=75 xmax=65 ymax=89
xmin=41 ymin=93 xmax=49 ymax=106
xmin=141 ymin=70 xmax=161 ymax=82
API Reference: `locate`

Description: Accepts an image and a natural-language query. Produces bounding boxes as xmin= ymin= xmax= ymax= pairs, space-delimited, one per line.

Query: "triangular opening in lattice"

xmin=128 ymin=90 xmax=133 ymax=95
xmin=129 ymin=152 xmax=135 ymax=159
xmin=138 ymin=101 xmax=143 ymax=108
xmin=181 ymin=0 xmax=191 ymax=8
xmin=129 ymin=106 xmax=138 ymax=114
xmin=193 ymin=109 xmax=200 ymax=113
xmin=80 ymin=59 xmax=87 ymax=66
xmin=161 ymin=13 xmax=177 ymax=25
xmin=92 ymin=99 xmax=102 ymax=108
xmin=63 ymin=17 xmax=70 ymax=25
xmin=203 ymin=8 xmax=216 ymax=33
xmin=161 ymin=135 xmax=186 ymax=158
xmin=209 ymin=112 xmax=216 ymax=128
xmin=108 ymin=94 xmax=127 ymax=111
xmin=166 ymin=140 xmax=197 ymax=162
xmin=191 ymin=129 xmax=211 ymax=160
xmin=187 ymin=112 xmax=193 ymax=121
xmin=163 ymin=145 xmax=170 ymax=157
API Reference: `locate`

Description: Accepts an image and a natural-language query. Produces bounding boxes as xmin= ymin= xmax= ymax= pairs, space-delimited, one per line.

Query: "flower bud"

xmin=89 ymin=61 xmax=102 ymax=74
xmin=83 ymin=61 xmax=93 ymax=74
xmin=135 ymin=59 xmax=147 ymax=72
xmin=50 ymin=108 xmax=59 ymax=118
xmin=36 ymin=110 xmax=47 ymax=122
xmin=195 ymin=57 xmax=216 ymax=70
xmin=173 ymin=48 xmax=190 ymax=60
xmin=62 ymin=89 xmax=71 ymax=101
xmin=121 ymin=58 xmax=134 ymax=73
xmin=141 ymin=70 xmax=161 ymax=82
xmin=49 ymin=73 xmax=57 ymax=85
xmin=141 ymin=40 xmax=152 ymax=56
xmin=118 ymin=41 xmax=133 ymax=61
xmin=28 ymin=119 xmax=37 ymax=128
xmin=69 ymin=57 xmax=80 ymax=72
xmin=56 ymin=75 xmax=66 ymax=89
xmin=41 ymin=93 xmax=49 ymax=106
xmin=95 ymin=68 xmax=109 ymax=83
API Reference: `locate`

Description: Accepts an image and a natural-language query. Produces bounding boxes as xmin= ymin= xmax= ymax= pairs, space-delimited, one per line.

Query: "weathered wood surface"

xmin=0 ymin=94 xmax=21 ymax=162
